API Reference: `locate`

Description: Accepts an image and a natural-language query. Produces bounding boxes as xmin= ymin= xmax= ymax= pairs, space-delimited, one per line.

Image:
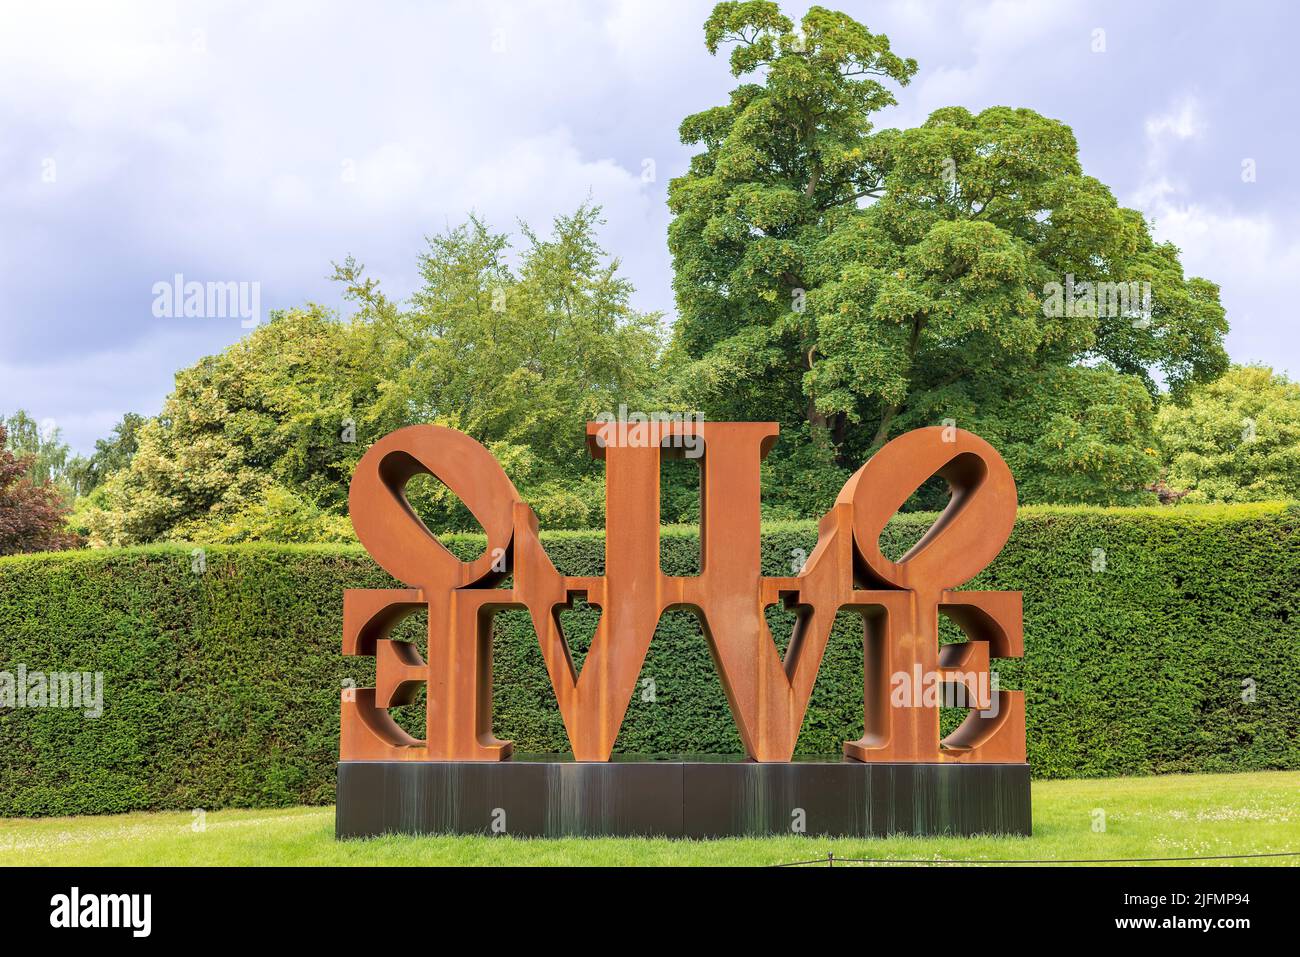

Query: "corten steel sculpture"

xmin=341 ymin=421 xmax=1024 ymax=767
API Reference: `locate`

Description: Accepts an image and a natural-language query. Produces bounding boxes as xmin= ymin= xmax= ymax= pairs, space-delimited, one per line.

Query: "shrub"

xmin=0 ymin=503 xmax=1296 ymax=815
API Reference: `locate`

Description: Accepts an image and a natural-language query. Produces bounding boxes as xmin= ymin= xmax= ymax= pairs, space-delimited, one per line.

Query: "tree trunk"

xmin=872 ymin=404 xmax=899 ymax=447
xmin=806 ymin=398 xmax=829 ymax=431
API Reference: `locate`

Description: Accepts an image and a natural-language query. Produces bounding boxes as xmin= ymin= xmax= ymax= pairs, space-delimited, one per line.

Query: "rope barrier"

xmin=776 ymin=850 xmax=1300 ymax=866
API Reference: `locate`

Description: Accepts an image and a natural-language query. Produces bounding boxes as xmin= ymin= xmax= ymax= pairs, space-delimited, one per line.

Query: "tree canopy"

xmin=1155 ymin=365 xmax=1300 ymax=503
xmin=667 ymin=1 xmax=1229 ymax=510
xmin=2 ymin=411 xmax=73 ymax=496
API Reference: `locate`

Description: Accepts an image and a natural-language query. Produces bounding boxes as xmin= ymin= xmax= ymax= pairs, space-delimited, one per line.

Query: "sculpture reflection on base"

xmin=335 ymin=757 xmax=1032 ymax=839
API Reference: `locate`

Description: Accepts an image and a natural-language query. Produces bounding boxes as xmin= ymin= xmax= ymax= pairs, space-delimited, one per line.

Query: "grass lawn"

xmin=1 ymin=771 xmax=1296 ymax=866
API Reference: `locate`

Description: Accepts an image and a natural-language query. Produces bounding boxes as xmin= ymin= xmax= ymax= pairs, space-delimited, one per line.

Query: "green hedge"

xmin=1 ymin=503 xmax=1297 ymax=816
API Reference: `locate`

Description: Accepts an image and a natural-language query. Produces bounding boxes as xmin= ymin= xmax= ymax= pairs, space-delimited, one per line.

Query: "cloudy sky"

xmin=2 ymin=0 xmax=1296 ymax=452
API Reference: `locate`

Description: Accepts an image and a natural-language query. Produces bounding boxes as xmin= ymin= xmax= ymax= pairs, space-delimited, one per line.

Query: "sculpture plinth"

xmin=336 ymin=758 xmax=1031 ymax=839
xmin=337 ymin=421 xmax=1030 ymax=839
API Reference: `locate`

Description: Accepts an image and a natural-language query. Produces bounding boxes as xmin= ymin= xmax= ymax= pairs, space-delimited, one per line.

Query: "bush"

xmin=0 ymin=503 xmax=1296 ymax=815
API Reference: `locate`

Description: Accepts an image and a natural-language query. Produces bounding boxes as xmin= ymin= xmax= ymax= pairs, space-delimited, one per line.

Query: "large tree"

xmin=336 ymin=201 xmax=664 ymax=531
xmin=1155 ymin=365 xmax=1300 ymax=503
xmin=667 ymin=1 xmax=1229 ymax=508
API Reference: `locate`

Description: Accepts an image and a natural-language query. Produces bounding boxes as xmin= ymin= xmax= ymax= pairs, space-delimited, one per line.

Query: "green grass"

xmin=1 ymin=771 xmax=1296 ymax=866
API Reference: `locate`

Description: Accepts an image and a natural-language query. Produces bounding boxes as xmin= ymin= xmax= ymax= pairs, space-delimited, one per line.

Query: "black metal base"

xmin=336 ymin=756 xmax=1031 ymax=839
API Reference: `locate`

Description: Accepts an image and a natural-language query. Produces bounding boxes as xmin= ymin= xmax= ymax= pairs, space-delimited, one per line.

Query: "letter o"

xmin=349 ymin=425 xmax=521 ymax=590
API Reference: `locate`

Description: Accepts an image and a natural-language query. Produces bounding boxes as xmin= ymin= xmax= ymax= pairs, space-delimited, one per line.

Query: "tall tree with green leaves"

xmin=667 ymin=1 xmax=1229 ymax=508
xmin=1155 ymin=365 xmax=1300 ymax=503
xmin=1 ymin=410 xmax=72 ymax=495
xmin=337 ymin=201 xmax=664 ymax=530
xmin=65 ymin=412 xmax=144 ymax=497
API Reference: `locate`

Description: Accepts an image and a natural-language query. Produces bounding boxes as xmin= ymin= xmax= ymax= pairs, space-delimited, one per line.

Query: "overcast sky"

xmin=2 ymin=0 xmax=1296 ymax=453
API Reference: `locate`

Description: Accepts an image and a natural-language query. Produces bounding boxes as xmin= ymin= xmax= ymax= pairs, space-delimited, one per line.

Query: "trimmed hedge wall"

xmin=1 ymin=503 xmax=1297 ymax=816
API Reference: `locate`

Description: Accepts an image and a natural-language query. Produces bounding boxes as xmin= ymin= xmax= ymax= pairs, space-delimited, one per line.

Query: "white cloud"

xmin=876 ymin=0 xmax=1087 ymax=127
xmin=1133 ymin=96 xmax=1299 ymax=374
xmin=1144 ymin=97 xmax=1206 ymax=142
